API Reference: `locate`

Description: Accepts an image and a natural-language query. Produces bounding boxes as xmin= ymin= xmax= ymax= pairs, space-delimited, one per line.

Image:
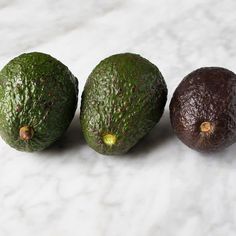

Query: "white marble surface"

xmin=1 ymin=0 xmax=236 ymax=235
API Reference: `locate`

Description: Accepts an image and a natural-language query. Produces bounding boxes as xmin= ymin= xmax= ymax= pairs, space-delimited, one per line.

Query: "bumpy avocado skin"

xmin=0 ymin=52 xmax=78 ymax=152
xmin=80 ymin=53 xmax=167 ymax=155
xmin=170 ymin=67 xmax=236 ymax=152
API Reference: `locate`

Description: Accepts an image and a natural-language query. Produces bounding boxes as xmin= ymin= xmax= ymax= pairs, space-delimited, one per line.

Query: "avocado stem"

xmin=103 ymin=133 xmax=117 ymax=146
xmin=19 ymin=126 xmax=34 ymax=141
xmin=200 ymin=121 xmax=213 ymax=133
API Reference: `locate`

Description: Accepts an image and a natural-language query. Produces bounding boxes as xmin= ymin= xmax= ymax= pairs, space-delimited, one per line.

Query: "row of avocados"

xmin=0 ymin=52 xmax=235 ymax=155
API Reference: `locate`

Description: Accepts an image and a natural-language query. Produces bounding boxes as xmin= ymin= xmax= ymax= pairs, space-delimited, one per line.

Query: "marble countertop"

xmin=1 ymin=0 xmax=236 ymax=235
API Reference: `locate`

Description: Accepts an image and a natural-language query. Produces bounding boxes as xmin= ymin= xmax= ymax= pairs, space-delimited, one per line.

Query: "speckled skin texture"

xmin=0 ymin=52 xmax=78 ymax=152
xmin=170 ymin=67 xmax=236 ymax=152
xmin=80 ymin=53 xmax=167 ymax=155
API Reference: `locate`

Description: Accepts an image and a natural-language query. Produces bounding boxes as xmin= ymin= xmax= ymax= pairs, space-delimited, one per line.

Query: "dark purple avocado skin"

xmin=169 ymin=67 xmax=236 ymax=152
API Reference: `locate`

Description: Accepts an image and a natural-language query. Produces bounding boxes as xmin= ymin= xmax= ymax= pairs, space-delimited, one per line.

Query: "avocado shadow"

xmin=41 ymin=114 xmax=86 ymax=155
xmin=198 ymin=143 xmax=236 ymax=162
xmin=128 ymin=110 xmax=174 ymax=156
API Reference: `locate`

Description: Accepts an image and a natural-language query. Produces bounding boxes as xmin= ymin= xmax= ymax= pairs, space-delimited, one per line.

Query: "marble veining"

xmin=1 ymin=0 xmax=236 ymax=235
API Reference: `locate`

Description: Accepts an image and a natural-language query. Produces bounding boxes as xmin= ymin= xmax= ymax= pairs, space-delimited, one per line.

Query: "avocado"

xmin=0 ymin=52 xmax=78 ymax=152
xmin=169 ymin=67 xmax=236 ymax=152
xmin=80 ymin=53 xmax=167 ymax=155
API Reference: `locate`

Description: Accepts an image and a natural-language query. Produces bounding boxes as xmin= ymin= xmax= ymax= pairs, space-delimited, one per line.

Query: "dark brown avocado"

xmin=169 ymin=67 xmax=236 ymax=152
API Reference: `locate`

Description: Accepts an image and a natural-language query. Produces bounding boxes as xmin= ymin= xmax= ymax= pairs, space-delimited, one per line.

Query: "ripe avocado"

xmin=169 ymin=67 xmax=236 ymax=152
xmin=80 ymin=53 xmax=167 ymax=155
xmin=0 ymin=52 xmax=78 ymax=152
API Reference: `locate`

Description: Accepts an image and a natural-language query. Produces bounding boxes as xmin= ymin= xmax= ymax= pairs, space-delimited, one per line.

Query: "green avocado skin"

xmin=80 ymin=53 xmax=167 ymax=155
xmin=0 ymin=52 xmax=78 ymax=152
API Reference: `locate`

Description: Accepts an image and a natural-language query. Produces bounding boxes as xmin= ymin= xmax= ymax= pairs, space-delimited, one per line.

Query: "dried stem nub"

xmin=19 ymin=126 xmax=34 ymax=141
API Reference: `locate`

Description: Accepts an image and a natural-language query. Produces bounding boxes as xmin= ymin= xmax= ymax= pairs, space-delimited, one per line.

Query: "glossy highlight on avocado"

xmin=0 ymin=52 xmax=78 ymax=152
xmin=80 ymin=53 xmax=167 ymax=155
xmin=169 ymin=67 xmax=236 ymax=152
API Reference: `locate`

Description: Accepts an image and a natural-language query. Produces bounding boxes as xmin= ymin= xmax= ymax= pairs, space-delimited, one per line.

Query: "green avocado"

xmin=169 ymin=67 xmax=236 ymax=152
xmin=80 ymin=53 xmax=167 ymax=155
xmin=0 ymin=52 xmax=78 ymax=152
